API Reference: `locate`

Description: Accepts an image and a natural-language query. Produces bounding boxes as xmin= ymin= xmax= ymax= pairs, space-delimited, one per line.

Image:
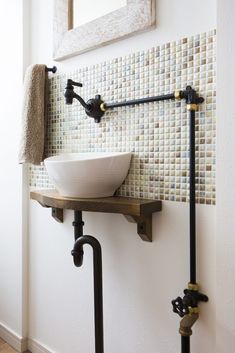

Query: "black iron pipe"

xmin=181 ymin=336 xmax=190 ymax=353
xmin=72 ymin=235 xmax=104 ymax=353
xmin=189 ymin=110 xmax=196 ymax=284
xmin=72 ymin=211 xmax=84 ymax=267
xmin=73 ymin=211 xmax=84 ymax=240
xmin=105 ymin=93 xmax=175 ymax=109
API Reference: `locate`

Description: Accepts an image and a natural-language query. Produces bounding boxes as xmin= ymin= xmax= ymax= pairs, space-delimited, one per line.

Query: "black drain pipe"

xmin=71 ymin=211 xmax=104 ymax=353
xmin=72 ymin=211 xmax=84 ymax=265
xmin=181 ymin=336 xmax=190 ymax=353
xmin=172 ymin=90 xmax=208 ymax=353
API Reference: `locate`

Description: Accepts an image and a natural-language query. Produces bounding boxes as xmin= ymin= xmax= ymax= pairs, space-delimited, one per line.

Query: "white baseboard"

xmin=27 ymin=339 xmax=53 ymax=353
xmin=0 ymin=323 xmax=53 ymax=353
xmin=0 ymin=322 xmax=27 ymax=352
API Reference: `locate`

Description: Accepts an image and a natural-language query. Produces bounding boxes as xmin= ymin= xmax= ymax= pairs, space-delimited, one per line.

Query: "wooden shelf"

xmin=30 ymin=190 xmax=162 ymax=242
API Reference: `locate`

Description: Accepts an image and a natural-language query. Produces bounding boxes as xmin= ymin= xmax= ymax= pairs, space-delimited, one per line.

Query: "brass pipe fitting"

xmin=187 ymin=103 xmax=198 ymax=111
xmin=188 ymin=282 xmax=199 ymax=291
xmin=100 ymin=102 xmax=107 ymax=112
xmin=174 ymin=90 xmax=182 ymax=100
xmin=179 ymin=308 xmax=199 ymax=337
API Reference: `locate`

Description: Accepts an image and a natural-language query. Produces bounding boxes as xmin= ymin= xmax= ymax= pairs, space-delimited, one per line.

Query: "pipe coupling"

xmin=187 ymin=103 xmax=198 ymax=111
xmin=100 ymin=102 xmax=107 ymax=112
xmin=188 ymin=282 xmax=199 ymax=291
xmin=174 ymin=90 xmax=182 ymax=100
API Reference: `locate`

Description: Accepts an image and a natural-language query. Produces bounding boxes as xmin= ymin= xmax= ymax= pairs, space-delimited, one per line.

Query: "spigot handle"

xmin=172 ymin=297 xmax=189 ymax=318
xmin=67 ymin=79 xmax=83 ymax=87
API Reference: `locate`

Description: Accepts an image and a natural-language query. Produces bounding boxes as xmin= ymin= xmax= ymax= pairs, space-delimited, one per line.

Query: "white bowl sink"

xmin=44 ymin=152 xmax=132 ymax=198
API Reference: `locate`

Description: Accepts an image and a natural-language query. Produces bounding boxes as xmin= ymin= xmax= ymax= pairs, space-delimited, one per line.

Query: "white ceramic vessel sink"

xmin=44 ymin=152 xmax=132 ymax=198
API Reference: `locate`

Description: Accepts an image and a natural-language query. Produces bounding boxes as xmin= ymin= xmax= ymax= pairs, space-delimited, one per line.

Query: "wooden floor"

xmin=0 ymin=338 xmax=30 ymax=353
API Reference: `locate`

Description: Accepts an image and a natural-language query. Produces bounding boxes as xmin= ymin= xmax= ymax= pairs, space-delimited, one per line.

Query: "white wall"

xmin=28 ymin=1 xmax=216 ymax=353
xmin=30 ymin=0 xmax=216 ymax=70
xmin=0 ymin=0 xmax=25 ymax=339
xmin=216 ymin=1 xmax=235 ymax=352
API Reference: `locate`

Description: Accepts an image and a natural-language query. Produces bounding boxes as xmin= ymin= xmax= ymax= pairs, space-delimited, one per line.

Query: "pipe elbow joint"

xmin=179 ymin=308 xmax=199 ymax=337
xmin=71 ymin=235 xmax=102 ymax=267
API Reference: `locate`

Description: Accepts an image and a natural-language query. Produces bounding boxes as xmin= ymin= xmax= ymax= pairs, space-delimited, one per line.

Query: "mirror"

xmin=53 ymin=0 xmax=156 ymax=61
xmin=73 ymin=0 xmax=127 ymax=28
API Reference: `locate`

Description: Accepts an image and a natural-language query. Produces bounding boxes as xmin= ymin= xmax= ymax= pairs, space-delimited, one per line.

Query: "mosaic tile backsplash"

xmin=30 ymin=30 xmax=216 ymax=205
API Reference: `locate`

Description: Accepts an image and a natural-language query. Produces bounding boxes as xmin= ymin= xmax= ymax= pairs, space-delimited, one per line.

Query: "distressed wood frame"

xmin=53 ymin=0 xmax=156 ymax=60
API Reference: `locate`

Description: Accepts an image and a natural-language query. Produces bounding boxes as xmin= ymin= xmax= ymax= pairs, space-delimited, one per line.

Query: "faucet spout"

xmin=64 ymin=78 xmax=105 ymax=123
xmin=64 ymin=79 xmax=91 ymax=111
xmin=72 ymin=92 xmax=92 ymax=111
xmin=179 ymin=309 xmax=199 ymax=337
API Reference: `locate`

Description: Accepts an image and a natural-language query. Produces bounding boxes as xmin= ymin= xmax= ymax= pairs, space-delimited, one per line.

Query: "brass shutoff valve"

xmin=171 ymin=283 xmax=208 ymax=337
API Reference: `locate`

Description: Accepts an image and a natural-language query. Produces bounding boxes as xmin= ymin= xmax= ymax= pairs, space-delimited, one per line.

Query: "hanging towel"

xmin=19 ymin=64 xmax=48 ymax=165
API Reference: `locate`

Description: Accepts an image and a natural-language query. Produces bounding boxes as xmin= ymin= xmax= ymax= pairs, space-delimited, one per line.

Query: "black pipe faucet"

xmin=64 ymin=79 xmax=105 ymax=123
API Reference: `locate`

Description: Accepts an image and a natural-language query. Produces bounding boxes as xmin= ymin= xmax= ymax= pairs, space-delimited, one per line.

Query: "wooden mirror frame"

xmin=53 ymin=0 xmax=156 ymax=60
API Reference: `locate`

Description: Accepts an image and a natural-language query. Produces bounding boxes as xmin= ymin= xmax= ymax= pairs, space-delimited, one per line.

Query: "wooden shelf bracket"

xmin=124 ymin=214 xmax=152 ymax=242
xmin=30 ymin=190 xmax=162 ymax=242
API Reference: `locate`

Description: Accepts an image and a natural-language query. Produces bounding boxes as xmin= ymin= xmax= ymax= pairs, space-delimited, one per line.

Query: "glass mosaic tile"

xmin=29 ymin=30 xmax=216 ymax=205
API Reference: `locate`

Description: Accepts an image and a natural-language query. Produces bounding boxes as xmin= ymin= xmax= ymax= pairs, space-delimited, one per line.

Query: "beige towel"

xmin=19 ymin=64 xmax=48 ymax=165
